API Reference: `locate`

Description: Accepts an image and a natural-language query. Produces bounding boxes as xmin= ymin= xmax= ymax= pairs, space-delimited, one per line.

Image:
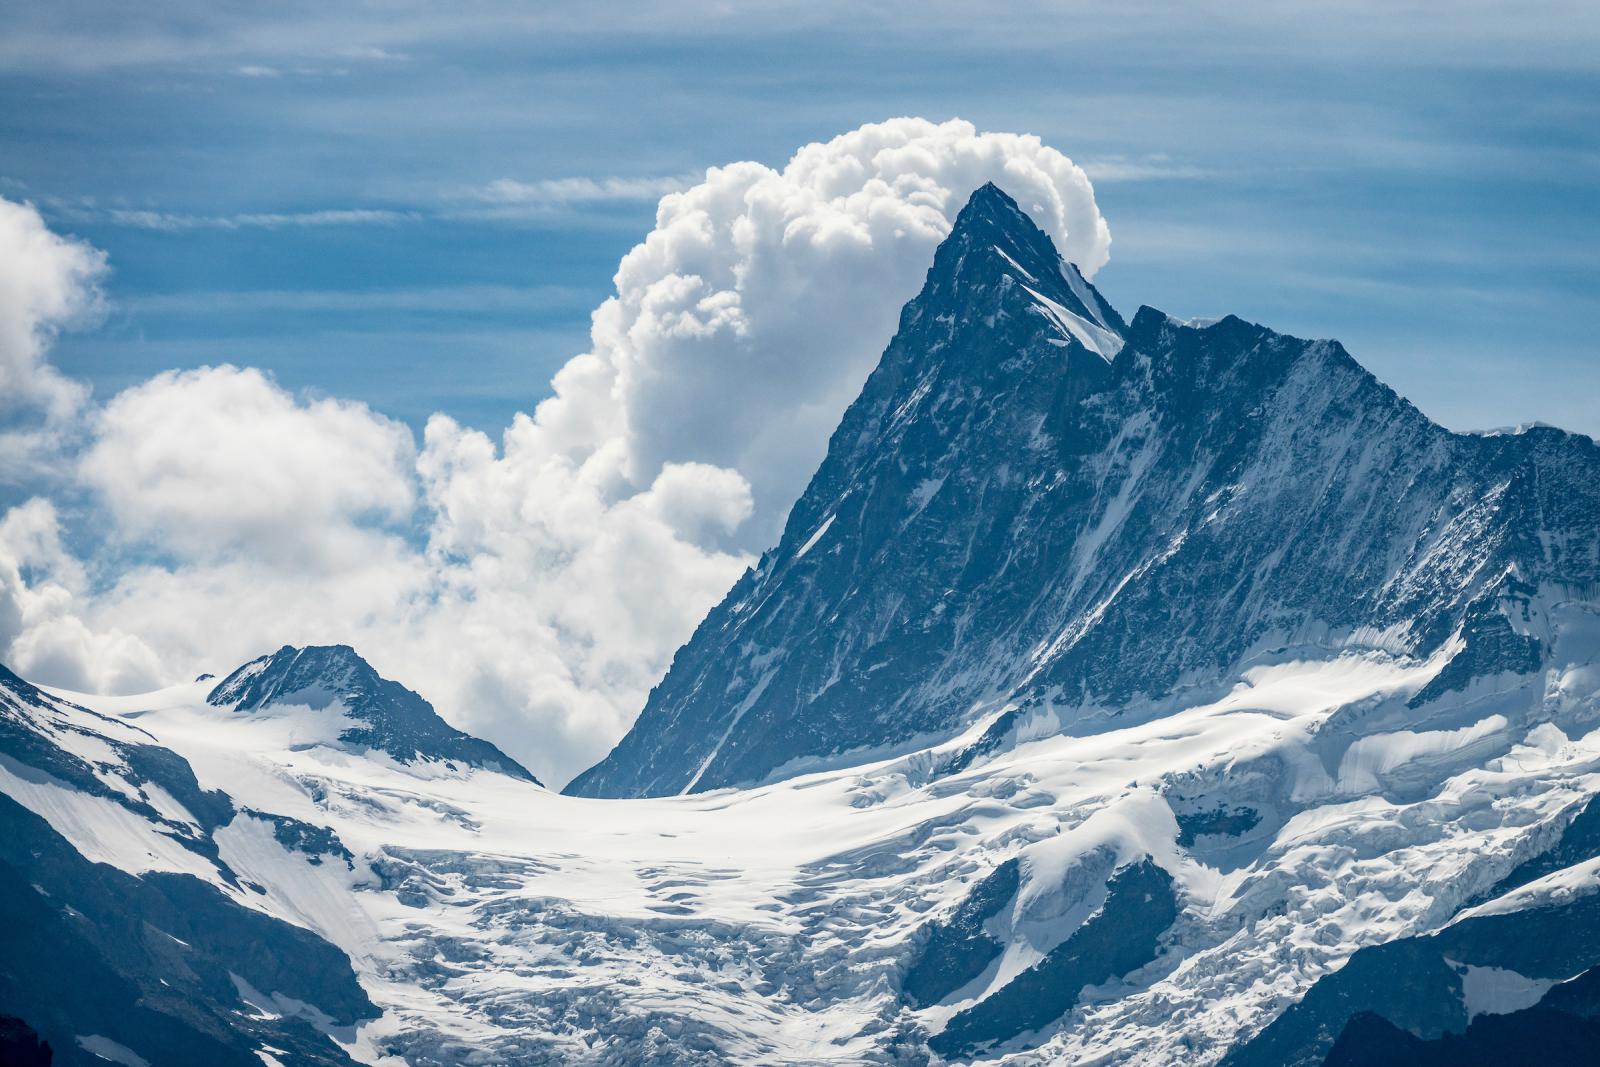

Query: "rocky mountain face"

xmin=568 ymin=182 xmax=1600 ymax=799
xmin=0 ymin=645 xmax=542 ymax=1064
xmin=0 ymin=663 xmax=376 ymax=1066
xmin=209 ymin=644 xmax=540 ymax=783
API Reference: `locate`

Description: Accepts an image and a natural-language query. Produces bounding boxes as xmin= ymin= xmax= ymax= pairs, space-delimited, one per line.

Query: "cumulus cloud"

xmin=521 ymin=116 xmax=1109 ymax=544
xmin=81 ymin=365 xmax=416 ymax=566
xmin=0 ymin=499 xmax=164 ymax=694
xmin=3 ymin=366 xmax=755 ymax=781
xmin=4 ymin=365 xmax=425 ymax=695
xmin=0 ymin=118 xmax=1111 ymax=786
xmin=0 ymin=196 xmax=106 ymax=476
xmin=411 ymin=416 xmax=756 ymax=758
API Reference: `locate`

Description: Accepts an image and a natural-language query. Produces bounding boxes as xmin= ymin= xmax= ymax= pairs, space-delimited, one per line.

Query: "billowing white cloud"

xmin=0 ymin=498 xmax=163 ymax=694
xmin=4 ymin=364 xmax=424 ymax=695
xmin=81 ymin=365 xmax=416 ymax=566
xmin=0 ymin=118 xmax=1111 ymax=786
xmin=411 ymin=416 xmax=756 ymax=762
xmin=0 ymin=196 xmax=106 ymax=476
xmin=534 ymin=116 xmax=1109 ymax=544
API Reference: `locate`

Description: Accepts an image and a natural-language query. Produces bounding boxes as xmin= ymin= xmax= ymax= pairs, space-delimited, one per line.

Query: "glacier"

xmin=2 ymin=183 xmax=1599 ymax=1065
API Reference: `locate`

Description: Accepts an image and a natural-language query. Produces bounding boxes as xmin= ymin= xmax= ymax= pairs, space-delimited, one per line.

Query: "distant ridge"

xmin=210 ymin=644 xmax=541 ymax=784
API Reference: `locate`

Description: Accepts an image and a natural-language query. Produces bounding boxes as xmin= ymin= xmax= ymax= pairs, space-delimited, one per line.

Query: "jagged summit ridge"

xmin=567 ymin=183 xmax=1600 ymax=799
xmin=955 ymin=181 xmax=1125 ymax=358
xmin=209 ymin=644 xmax=541 ymax=783
xmin=209 ymin=643 xmax=370 ymax=710
xmin=566 ymin=183 xmax=1135 ymax=798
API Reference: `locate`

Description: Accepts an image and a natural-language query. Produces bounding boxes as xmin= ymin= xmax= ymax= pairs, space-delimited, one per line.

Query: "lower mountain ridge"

xmin=1 ymin=184 xmax=1597 ymax=1066
xmin=208 ymin=644 xmax=540 ymax=784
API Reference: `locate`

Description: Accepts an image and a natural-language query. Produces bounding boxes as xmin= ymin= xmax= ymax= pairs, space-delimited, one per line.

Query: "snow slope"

xmin=5 ymin=620 xmax=1599 ymax=1064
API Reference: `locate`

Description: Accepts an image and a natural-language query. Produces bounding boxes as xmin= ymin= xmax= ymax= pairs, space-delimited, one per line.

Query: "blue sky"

xmin=6 ymin=1 xmax=1598 ymax=438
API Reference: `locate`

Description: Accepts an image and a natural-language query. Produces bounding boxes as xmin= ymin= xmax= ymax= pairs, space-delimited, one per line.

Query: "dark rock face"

xmin=0 ymin=662 xmax=239 ymax=873
xmin=1321 ymin=965 xmax=1600 ymax=1067
xmin=1174 ymin=806 xmax=1261 ymax=848
xmin=209 ymin=644 xmax=541 ymax=784
xmin=929 ymin=857 xmax=1178 ymax=1059
xmin=1322 ymin=998 xmax=1600 ymax=1067
xmin=240 ymin=808 xmax=356 ymax=869
xmin=0 ymin=660 xmax=365 ymax=887
xmin=568 ymin=181 xmax=1600 ymax=799
xmin=0 ymin=794 xmax=375 ymax=1067
xmin=1226 ymin=893 xmax=1600 ymax=1067
xmin=0 ymin=1016 xmax=51 ymax=1067
xmin=902 ymin=857 xmax=1020 ymax=1009
xmin=0 ymin=661 xmax=378 ymax=1067
xmin=1228 ymin=792 xmax=1600 ymax=1067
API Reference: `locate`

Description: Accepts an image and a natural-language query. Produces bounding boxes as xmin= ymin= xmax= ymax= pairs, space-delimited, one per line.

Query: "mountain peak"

xmin=208 ymin=644 xmax=541 ymax=783
xmin=928 ymin=182 xmax=1126 ymax=356
xmin=568 ymin=187 xmax=1600 ymax=800
xmin=567 ymin=190 xmax=1135 ymax=798
xmin=209 ymin=644 xmax=367 ymax=711
xmin=954 ymin=179 xmax=1028 ymax=228
xmin=944 ymin=181 xmax=1058 ymax=275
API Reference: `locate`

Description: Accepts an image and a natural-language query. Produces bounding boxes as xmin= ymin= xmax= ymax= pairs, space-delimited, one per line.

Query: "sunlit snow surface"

xmin=18 ymin=613 xmax=1599 ymax=1065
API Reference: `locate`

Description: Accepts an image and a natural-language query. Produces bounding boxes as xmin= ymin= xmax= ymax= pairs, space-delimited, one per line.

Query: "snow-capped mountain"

xmin=208 ymin=644 xmax=540 ymax=784
xmin=0 ymin=662 xmax=377 ymax=1066
xmin=2 ymin=184 xmax=1600 ymax=1066
xmin=567 ymin=182 xmax=1599 ymax=800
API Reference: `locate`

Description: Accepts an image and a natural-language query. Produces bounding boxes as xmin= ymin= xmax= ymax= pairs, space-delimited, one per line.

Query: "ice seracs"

xmin=8 ymin=621 xmax=1600 ymax=1065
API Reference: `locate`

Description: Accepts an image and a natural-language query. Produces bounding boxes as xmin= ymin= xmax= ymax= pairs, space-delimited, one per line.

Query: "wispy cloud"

xmin=232 ymin=46 xmax=404 ymax=79
xmin=101 ymin=207 xmax=417 ymax=231
xmin=118 ymin=283 xmax=590 ymax=316
xmin=471 ymin=175 xmax=695 ymax=207
xmin=1079 ymin=155 xmax=1212 ymax=183
xmin=333 ymin=45 xmax=408 ymax=62
xmin=5 ymin=2 xmax=1597 ymax=76
xmin=41 ymin=175 xmax=688 ymax=234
